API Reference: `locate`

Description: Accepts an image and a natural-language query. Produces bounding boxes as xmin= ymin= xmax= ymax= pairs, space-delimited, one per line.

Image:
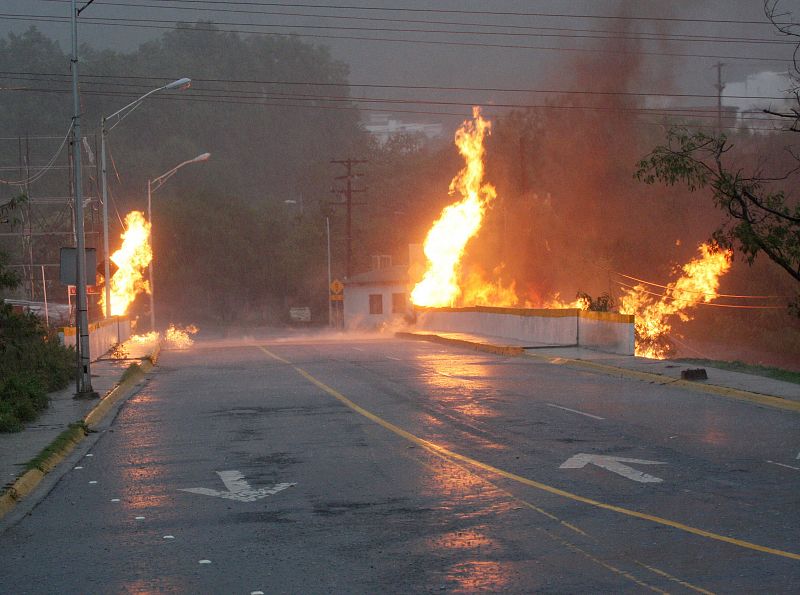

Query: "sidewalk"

xmin=398 ymin=331 xmax=800 ymax=410
xmin=0 ymin=337 xmax=159 ymax=495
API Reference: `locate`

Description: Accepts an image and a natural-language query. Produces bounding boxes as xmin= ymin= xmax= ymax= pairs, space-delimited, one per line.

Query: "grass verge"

xmin=120 ymin=362 xmax=142 ymax=383
xmin=675 ymin=359 xmax=800 ymax=385
xmin=25 ymin=421 xmax=88 ymax=472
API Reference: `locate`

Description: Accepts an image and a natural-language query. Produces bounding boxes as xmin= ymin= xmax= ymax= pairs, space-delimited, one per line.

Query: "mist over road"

xmin=1 ymin=334 xmax=797 ymax=592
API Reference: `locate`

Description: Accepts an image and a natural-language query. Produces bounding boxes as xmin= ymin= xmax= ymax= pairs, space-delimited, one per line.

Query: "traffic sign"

xmin=68 ymin=285 xmax=100 ymax=295
xmin=330 ymin=279 xmax=344 ymax=294
xmin=330 ymin=294 xmax=343 ymax=302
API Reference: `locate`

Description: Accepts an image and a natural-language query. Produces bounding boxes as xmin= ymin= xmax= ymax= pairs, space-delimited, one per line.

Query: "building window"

xmin=392 ymin=292 xmax=406 ymax=314
xmin=369 ymin=294 xmax=383 ymax=315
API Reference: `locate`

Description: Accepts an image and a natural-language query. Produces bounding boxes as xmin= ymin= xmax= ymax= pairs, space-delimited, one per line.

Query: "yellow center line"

xmin=258 ymin=346 xmax=800 ymax=562
xmin=405 ymin=435 xmax=710 ymax=594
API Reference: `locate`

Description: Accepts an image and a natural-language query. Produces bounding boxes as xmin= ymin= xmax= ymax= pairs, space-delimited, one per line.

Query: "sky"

xmin=2 ymin=0 xmax=799 ymax=131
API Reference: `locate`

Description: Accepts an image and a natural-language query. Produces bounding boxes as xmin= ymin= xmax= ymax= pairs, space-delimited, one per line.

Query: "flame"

xmin=542 ymin=293 xmax=592 ymax=310
xmin=164 ymin=323 xmax=198 ymax=349
xmin=128 ymin=331 xmax=159 ymax=345
xmin=128 ymin=324 xmax=198 ymax=349
xmin=459 ymin=267 xmax=523 ymax=307
xmin=620 ymin=243 xmax=732 ymax=358
xmin=411 ymin=107 xmax=500 ymax=307
xmin=99 ymin=211 xmax=152 ymax=317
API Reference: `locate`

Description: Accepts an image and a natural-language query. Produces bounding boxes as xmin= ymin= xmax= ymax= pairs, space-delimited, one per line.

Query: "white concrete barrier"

xmin=415 ymin=306 xmax=634 ymax=355
xmin=59 ymin=317 xmax=132 ymax=360
xmin=578 ymin=310 xmax=635 ymax=355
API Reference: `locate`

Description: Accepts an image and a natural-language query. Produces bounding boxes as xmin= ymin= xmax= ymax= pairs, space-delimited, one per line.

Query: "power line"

xmin=1 ymin=70 xmax=795 ymax=102
xmin=0 ymin=122 xmax=73 ymax=186
xmin=0 ymin=86 xmax=793 ymax=135
xmin=612 ymin=270 xmax=789 ymax=300
xmin=33 ymin=0 xmax=792 ymax=27
xmin=615 ymin=280 xmax=786 ymax=309
xmin=580 ymin=256 xmax=792 ymax=300
xmin=1 ymin=82 xmax=792 ymax=126
xmin=2 ymin=13 xmax=791 ymax=64
xmin=30 ymin=0 xmax=798 ymax=46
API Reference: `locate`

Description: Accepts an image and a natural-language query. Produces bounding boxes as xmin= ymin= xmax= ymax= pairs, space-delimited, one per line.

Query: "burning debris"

xmin=99 ymin=210 xmax=152 ymax=317
xmin=164 ymin=324 xmax=199 ymax=349
xmin=128 ymin=324 xmax=199 ymax=350
xmin=619 ymin=243 xmax=732 ymax=358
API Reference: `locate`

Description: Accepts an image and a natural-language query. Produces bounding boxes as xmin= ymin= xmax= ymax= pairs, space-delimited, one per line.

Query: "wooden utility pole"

xmin=714 ymin=62 xmax=726 ymax=133
xmin=331 ymin=159 xmax=367 ymax=278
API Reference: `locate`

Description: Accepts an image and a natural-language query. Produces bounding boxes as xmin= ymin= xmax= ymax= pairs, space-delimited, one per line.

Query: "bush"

xmin=0 ymin=374 xmax=48 ymax=432
xmin=0 ymin=303 xmax=74 ymax=432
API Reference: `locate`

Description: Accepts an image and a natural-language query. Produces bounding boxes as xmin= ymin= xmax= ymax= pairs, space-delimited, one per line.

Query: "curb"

xmin=396 ymin=331 xmax=800 ymax=413
xmin=0 ymin=343 xmax=161 ymax=521
xmin=395 ymin=331 xmax=524 ymax=357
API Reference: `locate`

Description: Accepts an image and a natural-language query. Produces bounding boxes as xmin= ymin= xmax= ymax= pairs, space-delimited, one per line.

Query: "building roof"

xmin=345 ymin=265 xmax=409 ymax=286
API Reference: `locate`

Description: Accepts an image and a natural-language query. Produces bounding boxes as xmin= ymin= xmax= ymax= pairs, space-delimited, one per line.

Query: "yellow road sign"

xmin=330 ymin=279 xmax=344 ymax=294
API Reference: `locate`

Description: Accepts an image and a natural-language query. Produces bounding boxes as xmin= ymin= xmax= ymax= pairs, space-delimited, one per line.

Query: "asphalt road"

xmin=1 ymin=334 xmax=798 ymax=593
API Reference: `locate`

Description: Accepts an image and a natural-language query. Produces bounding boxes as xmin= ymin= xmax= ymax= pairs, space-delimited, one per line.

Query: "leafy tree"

xmin=636 ymin=2 xmax=800 ymax=312
xmin=0 ymin=249 xmax=20 ymax=293
xmin=635 ymin=128 xmax=799 ymax=288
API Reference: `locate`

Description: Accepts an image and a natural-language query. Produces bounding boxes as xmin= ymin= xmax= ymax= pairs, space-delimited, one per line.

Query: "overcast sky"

xmin=3 ymin=0 xmax=798 ymax=129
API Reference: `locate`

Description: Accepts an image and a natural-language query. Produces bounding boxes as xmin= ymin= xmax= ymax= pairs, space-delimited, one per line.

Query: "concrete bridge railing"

xmin=59 ymin=316 xmax=132 ymax=361
xmin=414 ymin=306 xmax=634 ymax=356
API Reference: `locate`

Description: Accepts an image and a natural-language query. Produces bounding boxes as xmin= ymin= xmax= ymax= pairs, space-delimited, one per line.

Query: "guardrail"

xmin=59 ymin=316 xmax=132 ymax=360
xmin=414 ymin=306 xmax=634 ymax=355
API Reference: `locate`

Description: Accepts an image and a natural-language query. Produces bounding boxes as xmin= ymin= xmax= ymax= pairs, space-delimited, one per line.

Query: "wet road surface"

xmin=1 ymin=335 xmax=798 ymax=593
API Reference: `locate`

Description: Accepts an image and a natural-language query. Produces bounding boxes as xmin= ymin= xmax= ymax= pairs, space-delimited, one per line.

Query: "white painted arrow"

xmin=560 ymin=454 xmax=667 ymax=484
xmin=180 ymin=470 xmax=296 ymax=502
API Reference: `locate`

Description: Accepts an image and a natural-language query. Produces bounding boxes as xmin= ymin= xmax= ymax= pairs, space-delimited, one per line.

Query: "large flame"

xmin=411 ymin=107 xmax=500 ymax=307
xmin=99 ymin=210 xmax=152 ymax=317
xmin=620 ymin=243 xmax=732 ymax=358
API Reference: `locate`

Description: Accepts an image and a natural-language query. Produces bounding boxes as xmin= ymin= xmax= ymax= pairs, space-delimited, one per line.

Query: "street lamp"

xmin=100 ymin=77 xmax=191 ymax=320
xmin=147 ymin=152 xmax=211 ymax=331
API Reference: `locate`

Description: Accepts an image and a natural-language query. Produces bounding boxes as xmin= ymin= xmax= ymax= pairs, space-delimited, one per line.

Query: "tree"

xmin=636 ymin=2 xmax=800 ymax=312
xmin=763 ymin=0 xmax=800 ymax=131
xmin=0 ymin=249 xmax=20 ymax=294
xmin=635 ymin=128 xmax=799 ymax=287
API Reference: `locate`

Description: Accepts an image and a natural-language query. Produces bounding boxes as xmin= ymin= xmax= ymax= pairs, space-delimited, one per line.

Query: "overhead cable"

xmin=1 ymin=13 xmax=790 ymax=64
xmin=0 ymin=122 xmax=73 ymax=187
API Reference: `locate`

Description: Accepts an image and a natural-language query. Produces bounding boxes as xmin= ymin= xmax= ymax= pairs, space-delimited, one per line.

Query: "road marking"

xmin=766 ymin=460 xmax=800 ymax=471
xmin=386 ymin=356 xmax=401 ymax=361
xmin=352 ymin=347 xmax=365 ymax=352
xmin=560 ymin=454 xmax=666 ymax=484
xmin=546 ymin=403 xmax=604 ymax=420
xmin=257 ymin=345 xmax=800 ymax=561
xmin=180 ymin=470 xmax=296 ymax=502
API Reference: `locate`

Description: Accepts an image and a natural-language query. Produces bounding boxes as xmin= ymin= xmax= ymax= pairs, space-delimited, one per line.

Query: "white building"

xmin=343 ymin=264 xmax=411 ymax=330
xmin=365 ymin=114 xmax=443 ymax=144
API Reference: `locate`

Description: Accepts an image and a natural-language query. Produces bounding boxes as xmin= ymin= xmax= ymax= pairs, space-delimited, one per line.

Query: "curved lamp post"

xmin=147 ymin=152 xmax=211 ymax=331
xmin=100 ymin=77 xmax=191 ymax=319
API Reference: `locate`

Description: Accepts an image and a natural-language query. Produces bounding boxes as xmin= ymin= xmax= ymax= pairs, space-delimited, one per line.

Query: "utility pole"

xmin=714 ymin=62 xmax=726 ymax=133
xmin=330 ymin=159 xmax=367 ymax=278
xmin=70 ymin=0 xmax=97 ymax=399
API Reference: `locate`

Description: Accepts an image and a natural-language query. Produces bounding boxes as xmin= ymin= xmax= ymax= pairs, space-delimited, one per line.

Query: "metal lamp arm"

xmin=104 ymin=86 xmax=167 ymax=132
xmin=150 ymin=160 xmax=189 ymax=192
